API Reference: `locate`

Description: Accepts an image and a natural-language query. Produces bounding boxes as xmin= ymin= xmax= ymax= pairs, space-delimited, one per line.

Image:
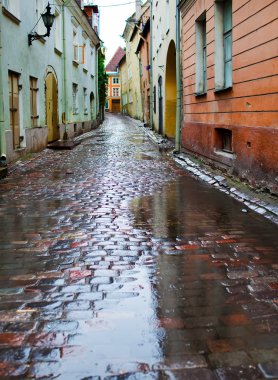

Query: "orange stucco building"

xmin=105 ymin=47 xmax=125 ymax=113
xmin=179 ymin=0 xmax=278 ymax=192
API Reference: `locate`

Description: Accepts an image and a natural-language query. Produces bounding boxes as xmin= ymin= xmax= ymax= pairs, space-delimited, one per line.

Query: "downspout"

xmin=0 ymin=2 xmax=5 ymax=157
xmin=62 ymin=1 xmax=68 ymax=139
xmin=175 ymin=0 xmax=182 ymax=152
xmin=149 ymin=0 xmax=153 ymax=128
xmin=96 ymin=45 xmax=99 ymax=121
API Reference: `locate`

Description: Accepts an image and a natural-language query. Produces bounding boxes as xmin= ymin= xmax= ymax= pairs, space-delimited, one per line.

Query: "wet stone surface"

xmin=0 ymin=114 xmax=277 ymax=379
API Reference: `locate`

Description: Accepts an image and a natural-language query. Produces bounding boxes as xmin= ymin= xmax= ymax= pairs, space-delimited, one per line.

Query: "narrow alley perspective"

xmin=0 ymin=114 xmax=277 ymax=380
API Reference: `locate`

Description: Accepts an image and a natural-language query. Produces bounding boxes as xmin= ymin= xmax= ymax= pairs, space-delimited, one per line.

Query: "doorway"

xmin=8 ymin=71 xmax=20 ymax=149
xmin=45 ymin=72 xmax=59 ymax=142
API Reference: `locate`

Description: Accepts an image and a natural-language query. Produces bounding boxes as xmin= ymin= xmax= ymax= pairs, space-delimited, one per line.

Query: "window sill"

xmin=91 ymin=74 xmax=95 ymax=79
xmin=2 ymin=7 xmax=20 ymax=24
xmin=54 ymin=47 xmax=63 ymax=56
xmin=214 ymin=86 xmax=232 ymax=94
xmin=72 ymin=60 xmax=79 ymax=67
xmin=83 ymin=67 xmax=88 ymax=73
xmin=195 ymin=91 xmax=207 ymax=97
xmin=214 ymin=149 xmax=236 ymax=159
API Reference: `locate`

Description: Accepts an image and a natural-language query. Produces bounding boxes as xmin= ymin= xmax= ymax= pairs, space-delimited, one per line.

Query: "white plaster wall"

xmin=0 ymin=0 xmax=99 ymax=162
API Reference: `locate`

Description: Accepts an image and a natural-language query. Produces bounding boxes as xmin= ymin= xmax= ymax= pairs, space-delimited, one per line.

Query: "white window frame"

xmin=54 ymin=8 xmax=62 ymax=52
xmin=214 ymin=0 xmax=232 ymax=91
xmin=72 ymin=83 xmax=79 ymax=115
xmin=195 ymin=13 xmax=207 ymax=95
xmin=113 ymin=88 xmax=119 ymax=97
xmin=83 ymin=88 xmax=88 ymax=114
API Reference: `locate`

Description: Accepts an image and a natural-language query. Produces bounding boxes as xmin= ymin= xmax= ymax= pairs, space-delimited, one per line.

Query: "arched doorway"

xmin=45 ymin=72 xmax=59 ymax=142
xmin=165 ymin=40 xmax=176 ymax=138
xmin=158 ymin=76 xmax=163 ymax=135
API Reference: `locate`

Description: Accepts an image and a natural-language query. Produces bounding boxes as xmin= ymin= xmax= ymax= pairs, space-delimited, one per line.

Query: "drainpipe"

xmin=96 ymin=45 xmax=99 ymax=122
xmin=0 ymin=3 xmax=5 ymax=157
xmin=62 ymin=1 xmax=68 ymax=138
xmin=175 ymin=0 xmax=182 ymax=152
xmin=149 ymin=0 xmax=153 ymax=128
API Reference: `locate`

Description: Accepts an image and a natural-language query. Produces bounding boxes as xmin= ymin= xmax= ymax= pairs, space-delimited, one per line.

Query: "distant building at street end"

xmin=179 ymin=0 xmax=278 ymax=193
xmin=105 ymin=47 xmax=126 ymax=113
xmin=0 ymin=0 xmax=100 ymax=164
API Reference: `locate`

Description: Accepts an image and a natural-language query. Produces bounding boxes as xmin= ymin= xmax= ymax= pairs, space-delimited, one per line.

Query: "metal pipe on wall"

xmin=175 ymin=0 xmax=182 ymax=152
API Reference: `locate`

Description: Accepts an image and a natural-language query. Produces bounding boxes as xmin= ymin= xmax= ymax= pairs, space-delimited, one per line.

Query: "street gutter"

xmin=140 ymin=123 xmax=278 ymax=225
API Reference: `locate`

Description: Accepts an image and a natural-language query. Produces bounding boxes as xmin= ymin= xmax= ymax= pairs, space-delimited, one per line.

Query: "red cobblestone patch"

xmin=0 ymin=333 xmax=26 ymax=347
xmin=269 ymin=282 xmax=278 ymax=290
xmin=158 ymin=317 xmax=185 ymax=329
xmin=175 ymin=244 xmax=200 ymax=250
xmin=28 ymin=332 xmax=68 ymax=347
xmin=216 ymin=239 xmax=236 ymax=244
xmin=207 ymin=339 xmax=232 ymax=353
xmin=67 ymin=269 xmax=92 ymax=281
xmin=219 ymin=314 xmax=250 ymax=326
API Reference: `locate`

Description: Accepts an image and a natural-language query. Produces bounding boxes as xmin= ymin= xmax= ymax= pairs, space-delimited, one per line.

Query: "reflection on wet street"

xmin=0 ymin=114 xmax=277 ymax=379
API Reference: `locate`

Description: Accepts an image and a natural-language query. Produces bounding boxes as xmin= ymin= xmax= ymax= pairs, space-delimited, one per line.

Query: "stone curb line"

xmin=141 ymin=124 xmax=278 ymax=226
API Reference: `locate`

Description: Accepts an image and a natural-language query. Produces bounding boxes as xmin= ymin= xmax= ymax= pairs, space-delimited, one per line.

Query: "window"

xmin=54 ymin=9 xmax=62 ymax=52
xmin=122 ymin=93 xmax=128 ymax=106
xmin=8 ymin=71 xmax=20 ymax=149
xmin=3 ymin=0 xmax=20 ymax=19
xmin=166 ymin=0 xmax=170 ymax=33
xmin=105 ymin=100 xmax=109 ymax=110
xmin=195 ymin=13 xmax=207 ymax=95
xmin=223 ymin=0 xmax=232 ymax=88
xmin=215 ymin=128 xmax=233 ymax=153
xmin=30 ymin=77 xmax=38 ymax=127
xmin=90 ymin=49 xmax=95 ymax=76
xmin=113 ymin=88 xmax=120 ymax=97
xmin=72 ymin=83 xmax=78 ymax=114
xmin=215 ymin=0 xmax=232 ymax=90
xmin=73 ymin=31 xmax=85 ymax=64
xmin=113 ymin=77 xmax=119 ymax=84
xmin=83 ymin=88 xmax=88 ymax=114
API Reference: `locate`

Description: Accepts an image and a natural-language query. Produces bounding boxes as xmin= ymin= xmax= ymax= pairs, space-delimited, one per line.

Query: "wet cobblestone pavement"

xmin=0 ymin=114 xmax=277 ymax=379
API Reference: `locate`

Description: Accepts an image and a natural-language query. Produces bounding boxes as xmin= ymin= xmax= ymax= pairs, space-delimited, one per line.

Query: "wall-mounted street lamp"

xmin=28 ymin=2 xmax=55 ymax=46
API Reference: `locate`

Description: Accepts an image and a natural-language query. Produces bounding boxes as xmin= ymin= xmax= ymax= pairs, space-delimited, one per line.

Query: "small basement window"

xmin=215 ymin=128 xmax=233 ymax=153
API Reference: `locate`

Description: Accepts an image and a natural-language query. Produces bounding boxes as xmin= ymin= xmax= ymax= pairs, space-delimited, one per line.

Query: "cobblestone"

xmin=0 ymin=114 xmax=277 ymax=379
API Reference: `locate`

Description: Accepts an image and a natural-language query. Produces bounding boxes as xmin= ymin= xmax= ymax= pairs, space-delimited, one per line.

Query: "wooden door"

xmin=8 ymin=71 xmax=20 ymax=149
xmin=45 ymin=73 xmax=59 ymax=142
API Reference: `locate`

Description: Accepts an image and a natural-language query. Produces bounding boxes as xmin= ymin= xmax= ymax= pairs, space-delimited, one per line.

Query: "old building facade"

xmin=151 ymin=0 xmax=177 ymax=138
xmin=105 ymin=47 xmax=125 ymax=113
xmin=0 ymin=0 xmax=100 ymax=164
xmin=179 ymin=0 xmax=278 ymax=192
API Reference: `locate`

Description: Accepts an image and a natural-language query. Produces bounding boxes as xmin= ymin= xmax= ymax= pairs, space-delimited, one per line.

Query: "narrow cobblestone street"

xmin=0 ymin=114 xmax=277 ymax=379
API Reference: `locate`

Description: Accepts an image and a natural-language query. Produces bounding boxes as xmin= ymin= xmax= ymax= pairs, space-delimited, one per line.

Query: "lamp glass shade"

xmin=41 ymin=6 xmax=55 ymax=29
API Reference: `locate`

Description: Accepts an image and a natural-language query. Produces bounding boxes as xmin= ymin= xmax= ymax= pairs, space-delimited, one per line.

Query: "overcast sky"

xmin=87 ymin=0 xmax=137 ymax=64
